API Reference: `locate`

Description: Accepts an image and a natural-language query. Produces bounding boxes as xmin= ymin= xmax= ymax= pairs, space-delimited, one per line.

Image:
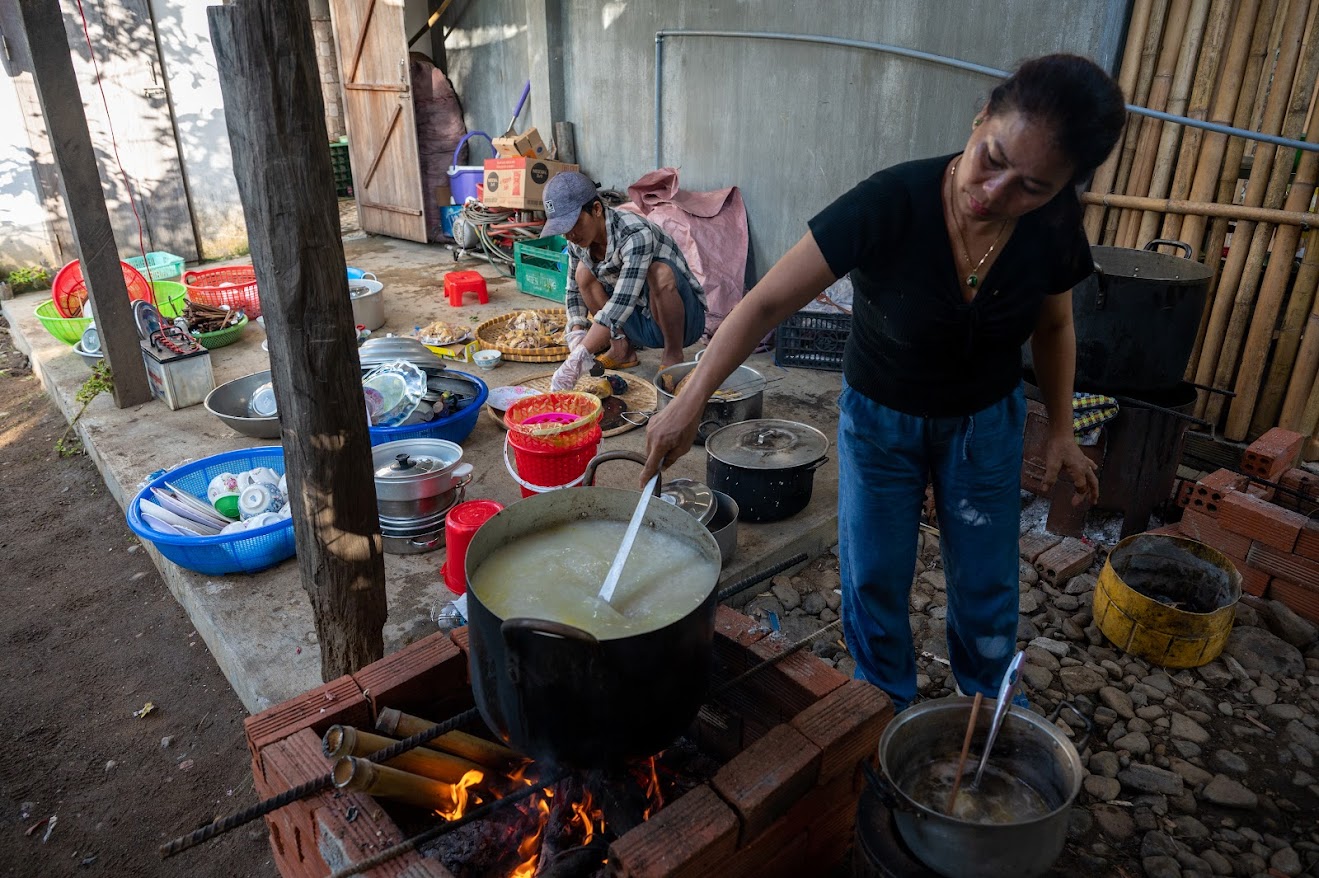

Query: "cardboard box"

xmin=481 ymin=158 xmax=578 ymax=210
xmin=492 ymin=127 xmax=549 ymax=160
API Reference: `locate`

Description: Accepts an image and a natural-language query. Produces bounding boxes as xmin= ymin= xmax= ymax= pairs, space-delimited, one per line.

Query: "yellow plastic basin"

xmin=1093 ymin=533 xmax=1241 ymax=669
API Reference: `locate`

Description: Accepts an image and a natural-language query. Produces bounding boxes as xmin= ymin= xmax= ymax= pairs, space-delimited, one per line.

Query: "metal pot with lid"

xmin=705 ymin=419 xmax=829 ymax=523
xmin=371 ymin=438 xmax=473 ymax=523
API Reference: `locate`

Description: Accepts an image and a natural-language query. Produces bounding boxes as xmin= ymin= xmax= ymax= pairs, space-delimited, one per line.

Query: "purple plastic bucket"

xmin=448 ymin=131 xmax=491 ymax=204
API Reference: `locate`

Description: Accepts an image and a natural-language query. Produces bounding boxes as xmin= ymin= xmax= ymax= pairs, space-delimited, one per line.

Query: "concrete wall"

xmin=149 ymin=0 xmax=248 ymax=260
xmin=432 ymin=0 xmax=530 ymax=163
xmin=0 ymin=61 xmax=56 ymax=272
xmin=444 ymin=0 xmax=1127 ymax=279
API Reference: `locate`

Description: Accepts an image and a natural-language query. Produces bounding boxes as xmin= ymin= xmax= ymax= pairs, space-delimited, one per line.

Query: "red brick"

xmin=1277 ymin=468 xmax=1319 ymax=512
xmin=1269 ymin=578 xmax=1319 ymax=624
xmin=1144 ymin=524 xmax=1183 ymax=537
xmin=1178 ymin=509 xmax=1254 ymax=560
xmin=715 ymin=605 xmax=773 ymax=650
xmin=259 ymin=732 xmax=333 ymax=878
xmin=351 ymin=631 xmax=466 ymax=715
xmin=1019 ymin=532 xmax=1063 ymax=564
xmin=1245 ymin=480 xmax=1276 ymax=502
xmin=1223 ymin=552 xmax=1270 ymax=597
xmin=1174 ymin=479 xmax=1196 ymax=509
xmin=1188 ymin=468 xmax=1249 ymax=516
xmin=448 ymin=626 xmax=470 ymax=655
xmin=609 ymin=784 xmax=739 ymax=878
xmin=790 ymin=679 xmax=892 ymax=784
xmin=1035 ymin=537 xmax=1095 ymax=585
xmin=1246 ymin=542 xmax=1319 ymax=588
xmin=244 ymin=675 xmax=367 ymax=759
xmin=1218 ymin=491 xmax=1308 ymax=552
xmin=1299 ymin=522 xmax=1319 ymax=562
xmin=1241 ymin=427 xmax=1304 ymax=482
xmin=745 ymin=636 xmax=849 ymax=713
xmin=712 ymin=724 xmax=822 ymax=845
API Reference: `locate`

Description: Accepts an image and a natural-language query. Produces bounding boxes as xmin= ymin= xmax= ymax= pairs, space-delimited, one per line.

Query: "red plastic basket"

xmin=183 ymin=266 xmax=262 ymax=317
xmin=51 ymin=259 xmax=152 ymax=318
xmin=504 ymin=392 xmax=602 ymax=449
xmin=506 ymin=422 xmax=602 ymax=498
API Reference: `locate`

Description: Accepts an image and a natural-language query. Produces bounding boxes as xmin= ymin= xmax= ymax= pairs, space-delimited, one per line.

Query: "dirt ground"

xmin=0 ymin=316 xmax=271 ymax=877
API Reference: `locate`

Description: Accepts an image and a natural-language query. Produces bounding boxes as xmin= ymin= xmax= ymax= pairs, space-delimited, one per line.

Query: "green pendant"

xmin=966 ymin=273 xmax=979 ymax=289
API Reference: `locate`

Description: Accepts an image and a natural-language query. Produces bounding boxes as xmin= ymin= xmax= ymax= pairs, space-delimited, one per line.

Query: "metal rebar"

xmin=328 ymin=771 xmax=565 ymax=878
xmin=711 ymin=618 xmax=844 ymax=698
xmin=716 ymin=552 xmax=809 ymax=603
xmin=158 ymin=706 xmax=480 ymax=858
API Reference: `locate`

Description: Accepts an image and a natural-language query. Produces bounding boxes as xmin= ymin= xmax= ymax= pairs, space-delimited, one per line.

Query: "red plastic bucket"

xmin=505 ymin=422 xmax=602 ymax=498
xmin=441 ymin=499 xmax=504 ymax=595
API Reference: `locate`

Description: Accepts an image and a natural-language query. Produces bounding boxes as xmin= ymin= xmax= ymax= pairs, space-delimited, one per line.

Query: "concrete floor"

xmin=2 ymin=235 xmax=843 ymax=713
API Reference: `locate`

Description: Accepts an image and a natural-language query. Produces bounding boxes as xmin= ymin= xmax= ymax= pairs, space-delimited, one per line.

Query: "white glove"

xmin=550 ymin=345 xmax=595 ymax=391
xmin=565 ymin=328 xmax=588 ymax=352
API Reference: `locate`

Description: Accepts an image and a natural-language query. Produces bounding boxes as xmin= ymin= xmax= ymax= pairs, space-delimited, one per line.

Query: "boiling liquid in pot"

xmin=470 ymin=520 xmax=719 ymax=638
xmin=899 ymin=756 xmax=1051 ymax=824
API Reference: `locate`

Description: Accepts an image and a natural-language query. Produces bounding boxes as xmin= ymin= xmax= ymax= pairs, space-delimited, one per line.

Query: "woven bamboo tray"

xmin=486 ymin=370 xmax=657 ymax=437
xmin=475 ymin=308 xmax=570 ymax=363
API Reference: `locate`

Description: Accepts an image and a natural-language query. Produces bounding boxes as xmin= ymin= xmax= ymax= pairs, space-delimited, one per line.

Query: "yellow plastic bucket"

xmin=1093 ymin=533 xmax=1241 ymax=668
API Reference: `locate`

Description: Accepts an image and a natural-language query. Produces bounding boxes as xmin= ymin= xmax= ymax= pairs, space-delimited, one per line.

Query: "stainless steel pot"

xmin=349 ymin=278 xmax=386 ymax=331
xmin=653 ymin=360 xmax=765 ymax=445
xmin=372 ymin=438 xmax=473 ymax=520
xmin=869 ymin=697 xmax=1085 ymax=878
xmin=708 ymin=490 xmax=739 ymax=565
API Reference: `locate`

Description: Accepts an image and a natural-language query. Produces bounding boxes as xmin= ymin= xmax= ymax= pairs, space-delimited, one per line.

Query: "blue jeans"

xmin=837 ymin=380 xmax=1025 ymax=711
xmin=621 ymin=258 xmax=707 ymax=348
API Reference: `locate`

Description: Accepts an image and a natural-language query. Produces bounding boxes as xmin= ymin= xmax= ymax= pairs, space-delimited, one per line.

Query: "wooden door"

xmin=327 ymin=0 xmax=427 ymax=242
xmin=58 ymin=0 xmax=199 ymax=261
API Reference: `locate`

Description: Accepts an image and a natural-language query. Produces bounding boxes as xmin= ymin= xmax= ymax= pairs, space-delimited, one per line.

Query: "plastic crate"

xmin=513 ymin=235 xmax=569 ymax=303
xmin=330 ymin=140 xmax=353 ymax=197
xmin=126 ymin=251 xmax=185 ymax=282
xmin=773 ymin=310 xmax=851 ymax=372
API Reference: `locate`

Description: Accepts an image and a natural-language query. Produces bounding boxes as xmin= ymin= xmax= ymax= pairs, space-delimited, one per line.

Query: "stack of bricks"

xmin=244 ymin=607 xmax=893 ymax=878
xmin=1163 ymin=428 xmax=1319 ymax=623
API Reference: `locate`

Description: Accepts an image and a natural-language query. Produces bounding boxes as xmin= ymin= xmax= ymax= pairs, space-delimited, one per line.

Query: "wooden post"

xmin=14 ymin=0 xmax=151 ymax=408
xmin=209 ymin=0 xmax=387 ymax=679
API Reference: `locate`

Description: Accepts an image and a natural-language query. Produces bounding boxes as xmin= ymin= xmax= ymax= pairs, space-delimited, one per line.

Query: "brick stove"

xmin=244 ymin=606 xmax=894 ymax=878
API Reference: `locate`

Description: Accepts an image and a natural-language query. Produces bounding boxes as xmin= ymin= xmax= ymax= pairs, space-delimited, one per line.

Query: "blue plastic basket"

xmin=125 ymin=447 xmax=297 ymax=576
xmin=368 ymin=370 xmax=488 ymax=447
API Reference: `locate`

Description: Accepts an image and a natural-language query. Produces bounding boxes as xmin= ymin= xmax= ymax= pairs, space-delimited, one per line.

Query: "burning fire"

xmin=638 ymin=757 xmax=663 ymax=820
xmin=510 ymin=790 xmax=553 ymax=878
xmin=434 ymin=768 xmax=485 ymax=821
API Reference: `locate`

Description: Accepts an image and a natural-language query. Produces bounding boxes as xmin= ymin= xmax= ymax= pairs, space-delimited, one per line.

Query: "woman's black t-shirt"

xmin=808 ymin=153 xmax=1093 ymax=418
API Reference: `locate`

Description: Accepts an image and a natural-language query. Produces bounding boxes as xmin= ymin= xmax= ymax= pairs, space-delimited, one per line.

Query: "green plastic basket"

xmin=126 ymin=251 xmax=185 ymax=282
xmin=514 ymin=235 xmax=569 ymax=303
xmin=194 ymin=314 xmax=249 ymax=350
xmin=152 ymin=281 xmax=188 ymax=319
xmin=34 ymin=299 xmax=93 ymax=345
xmin=330 ymin=140 xmax=353 ymax=197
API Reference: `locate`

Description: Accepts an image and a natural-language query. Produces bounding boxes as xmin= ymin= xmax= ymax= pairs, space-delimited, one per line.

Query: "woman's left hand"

xmin=1041 ymin=432 xmax=1100 ymax=507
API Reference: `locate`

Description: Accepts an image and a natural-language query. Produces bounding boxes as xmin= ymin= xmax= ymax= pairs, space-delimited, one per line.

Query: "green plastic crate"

xmin=329 ymin=140 xmax=353 ymax=197
xmin=514 ymin=235 xmax=569 ymax=303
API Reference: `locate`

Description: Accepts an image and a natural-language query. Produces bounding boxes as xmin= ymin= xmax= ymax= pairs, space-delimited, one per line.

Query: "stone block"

xmin=1035 ymin=537 xmax=1095 ymax=585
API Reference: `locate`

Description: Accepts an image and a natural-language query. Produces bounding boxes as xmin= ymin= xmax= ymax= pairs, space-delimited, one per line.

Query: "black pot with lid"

xmin=704 ymin=419 xmax=829 ymax=523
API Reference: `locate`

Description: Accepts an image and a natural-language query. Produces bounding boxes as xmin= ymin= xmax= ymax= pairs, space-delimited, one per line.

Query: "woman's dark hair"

xmin=988 ymin=54 xmax=1126 ymax=185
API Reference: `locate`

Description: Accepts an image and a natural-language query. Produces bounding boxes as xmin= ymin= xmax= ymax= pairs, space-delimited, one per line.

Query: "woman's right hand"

xmin=642 ymin=399 xmax=703 ymax=484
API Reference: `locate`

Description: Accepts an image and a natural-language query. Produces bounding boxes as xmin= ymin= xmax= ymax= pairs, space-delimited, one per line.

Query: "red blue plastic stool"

xmin=445 ymin=270 xmax=488 ymax=306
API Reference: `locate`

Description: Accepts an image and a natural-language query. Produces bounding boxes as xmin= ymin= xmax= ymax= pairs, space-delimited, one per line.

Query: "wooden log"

xmin=1158 ymin=0 xmax=1234 ymax=243
xmin=208 ymin=0 xmax=387 ymax=678
xmin=1116 ymin=0 xmax=1193 ymax=250
xmin=1208 ymin=5 xmax=1319 ymax=427
xmin=1078 ymin=193 xmax=1319 ymax=227
xmin=1192 ymin=0 xmax=1313 ymax=419
xmin=1105 ymin=0 xmax=1172 ymax=245
xmin=1263 ymin=226 xmax=1319 ymax=431
xmin=1187 ymin=0 xmax=1281 ymax=376
xmin=1136 ymin=0 xmax=1213 ymax=247
xmin=13 ymin=0 xmax=152 ymax=408
xmin=1085 ymin=0 xmax=1156 ymax=241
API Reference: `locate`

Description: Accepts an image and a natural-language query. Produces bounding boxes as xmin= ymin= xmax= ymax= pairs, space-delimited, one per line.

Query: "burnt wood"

xmin=208 ymin=0 xmax=386 ymax=678
xmin=15 ymin=0 xmax=151 ymax=408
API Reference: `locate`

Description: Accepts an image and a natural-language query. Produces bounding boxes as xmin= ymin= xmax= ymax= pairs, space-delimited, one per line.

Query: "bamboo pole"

xmin=1255 ymin=227 xmax=1319 ymax=432
xmin=1105 ymin=0 xmax=1172 ymax=245
xmin=1281 ymin=293 xmax=1319 ymax=428
xmin=1176 ymin=0 xmax=1266 ymax=260
xmin=1208 ymin=4 xmax=1319 ymax=427
xmin=323 ymin=725 xmax=487 ymax=785
xmin=376 ymin=707 xmax=527 ymax=772
xmin=332 ymin=756 xmax=469 ymax=810
xmin=1079 ymin=193 xmax=1319 ymax=226
xmin=1192 ymin=0 xmax=1313 ymax=418
xmin=1086 ymin=0 xmax=1157 ymax=241
xmin=1158 ymin=0 xmax=1235 ymax=243
xmin=1137 ymin=0 xmax=1214 ymax=247
xmin=1117 ymin=0 xmax=1193 ymax=249
xmin=1189 ymin=0 xmax=1284 ymax=375
xmin=1300 ymin=376 xmax=1319 ymax=459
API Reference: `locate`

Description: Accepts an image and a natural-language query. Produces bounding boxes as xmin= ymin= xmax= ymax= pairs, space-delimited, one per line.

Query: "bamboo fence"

xmin=1085 ymin=0 xmax=1319 ymax=459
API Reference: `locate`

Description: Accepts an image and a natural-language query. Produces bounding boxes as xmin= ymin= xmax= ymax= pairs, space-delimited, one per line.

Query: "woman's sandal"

xmin=596 ymin=352 xmax=640 ymax=370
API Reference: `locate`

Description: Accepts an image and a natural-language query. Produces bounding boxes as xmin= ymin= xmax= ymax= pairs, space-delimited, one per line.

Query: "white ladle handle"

xmin=597 ymin=473 xmax=659 ymax=606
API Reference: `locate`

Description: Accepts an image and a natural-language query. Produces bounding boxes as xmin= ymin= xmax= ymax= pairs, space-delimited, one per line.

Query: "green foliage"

xmin=56 ymin=362 xmax=114 ymax=457
xmin=3 ymin=265 xmax=51 ymax=294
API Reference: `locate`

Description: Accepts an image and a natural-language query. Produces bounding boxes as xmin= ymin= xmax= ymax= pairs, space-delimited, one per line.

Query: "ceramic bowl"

xmin=72 ymin=340 xmax=104 ymax=370
xmin=473 ymin=349 xmax=502 ymax=371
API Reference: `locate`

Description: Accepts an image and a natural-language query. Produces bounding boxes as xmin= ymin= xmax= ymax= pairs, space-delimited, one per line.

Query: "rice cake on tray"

xmin=486 ymin=370 xmax=657 ymax=437
xmin=475 ymin=308 xmax=569 ymax=363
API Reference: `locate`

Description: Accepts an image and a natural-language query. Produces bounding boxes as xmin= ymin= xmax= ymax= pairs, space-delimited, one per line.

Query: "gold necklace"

xmin=948 ymin=160 xmax=1009 ymax=290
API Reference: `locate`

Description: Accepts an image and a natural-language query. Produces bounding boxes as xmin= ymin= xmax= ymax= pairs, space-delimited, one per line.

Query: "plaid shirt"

xmin=565 ymin=208 xmax=706 ymax=332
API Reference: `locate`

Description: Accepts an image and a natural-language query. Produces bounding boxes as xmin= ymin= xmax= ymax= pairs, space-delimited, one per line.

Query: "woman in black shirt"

xmin=644 ymin=55 xmax=1125 ymax=711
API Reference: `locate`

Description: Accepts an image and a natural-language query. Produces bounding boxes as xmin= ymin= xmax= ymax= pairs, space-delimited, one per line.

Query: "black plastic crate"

xmin=773 ymin=311 xmax=851 ymax=371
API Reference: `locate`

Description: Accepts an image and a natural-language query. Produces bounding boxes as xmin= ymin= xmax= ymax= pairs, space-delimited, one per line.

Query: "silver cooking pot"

xmin=653 ymin=358 xmax=765 ymax=445
xmin=866 ymin=697 xmax=1087 ymax=878
xmin=371 ymin=438 xmax=473 ymax=521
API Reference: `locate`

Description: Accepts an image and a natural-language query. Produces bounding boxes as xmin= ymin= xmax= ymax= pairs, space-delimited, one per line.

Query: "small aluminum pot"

xmin=708 ymin=490 xmax=739 ymax=565
xmin=349 ymin=278 xmax=386 ymax=331
xmin=653 ymin=360 xmax=765 ymax=445
xmin=372 ymin=438 xmax=473 ymax=521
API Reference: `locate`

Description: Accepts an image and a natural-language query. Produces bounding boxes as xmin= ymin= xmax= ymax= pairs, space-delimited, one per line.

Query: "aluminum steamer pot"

xmin=704 ymin=419 xmax=829 ymax=523
xmin=371 ymin=438 xmax=473 ymax=520
xmin=868 ymin=697 xmax=1084 ymax=878
xmin=464 ymin=451 xmax=722 ymax=767
xmin=653 ymin=360 xmax=765 ymax=444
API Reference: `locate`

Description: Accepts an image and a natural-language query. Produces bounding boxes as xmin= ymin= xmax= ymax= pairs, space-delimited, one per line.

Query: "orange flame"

xmin=568 ymin=788 xmax=605 ymax=847
xmin=509 ymin=789 xmax=552 ymax=878
xmin=433 ymin=769 xmax=485 ymax=821
xmin=640 ymin=756 xmax=663 ymax=820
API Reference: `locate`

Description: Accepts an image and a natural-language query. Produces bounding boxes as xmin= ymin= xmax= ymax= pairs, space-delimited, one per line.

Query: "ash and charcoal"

xmin=1110 ymin=534 xmax=1234 ymax=613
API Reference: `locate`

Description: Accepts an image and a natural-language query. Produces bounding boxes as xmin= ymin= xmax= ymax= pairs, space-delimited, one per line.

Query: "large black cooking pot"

xmin=463 ymin=452 xmax=722 ymax=767
xmin=705 ymin=419 xmax=830 ymax=523
xmin=1024 ymin=239 xmax=1212 ymax=394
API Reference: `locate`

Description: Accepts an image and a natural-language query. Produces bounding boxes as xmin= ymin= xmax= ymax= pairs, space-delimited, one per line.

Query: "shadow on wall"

xmin=0 ymin=151 xmax=55 ymax=271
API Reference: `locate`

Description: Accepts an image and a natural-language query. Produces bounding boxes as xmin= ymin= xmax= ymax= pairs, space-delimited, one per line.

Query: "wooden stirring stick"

xmin=946 ymin=692 xmax=984 ymax=814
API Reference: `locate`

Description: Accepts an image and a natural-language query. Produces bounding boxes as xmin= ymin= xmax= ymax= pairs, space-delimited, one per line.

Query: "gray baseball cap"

xmin=540 ymin=171 xmax=598 ymax=238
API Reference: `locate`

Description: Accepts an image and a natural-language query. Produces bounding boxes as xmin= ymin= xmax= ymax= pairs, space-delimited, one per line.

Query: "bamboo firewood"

xmin=375 ymin=706 xmax=526 ymax=772
xmin=332 ymin=756 xmax=468 ymax=811
xmin=323 ymin=724 xmax=485 ymax=785
xmin=1261 ymin=227 xmax=1319 ymax=432
xmin=1079 ymin=193 xmax=1319 ymax=227
xmin=1281 ymin=292 xmax=1319 ymax=430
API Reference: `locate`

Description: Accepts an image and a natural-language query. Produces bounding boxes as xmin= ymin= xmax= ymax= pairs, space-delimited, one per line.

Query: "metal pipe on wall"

xmin=652 ymin=29 xmax=1319 ymax=169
